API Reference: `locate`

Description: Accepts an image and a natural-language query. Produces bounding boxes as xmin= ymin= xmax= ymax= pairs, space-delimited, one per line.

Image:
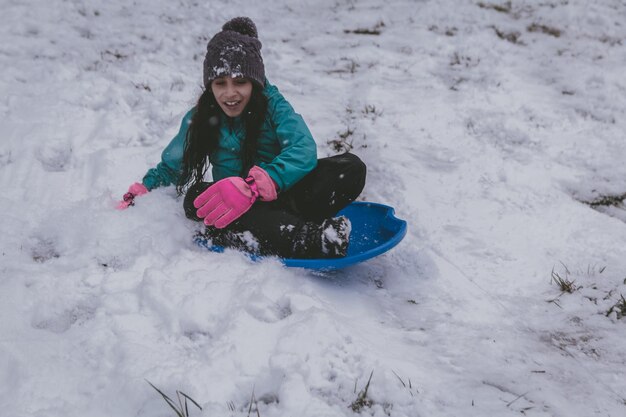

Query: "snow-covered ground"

xmin=2 ymin=0 xmax=626 ymax=416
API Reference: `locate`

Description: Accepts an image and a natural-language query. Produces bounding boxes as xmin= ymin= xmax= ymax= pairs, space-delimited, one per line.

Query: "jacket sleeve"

xmin=260 ymin=80 xmax=318 ymax=192
xmin=141 ymin=109 xmax=194 ymax=190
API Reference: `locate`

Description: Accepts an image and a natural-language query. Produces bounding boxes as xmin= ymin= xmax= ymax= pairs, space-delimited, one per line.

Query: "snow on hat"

xmin=203 ymin=17 xmax=265 ymax=88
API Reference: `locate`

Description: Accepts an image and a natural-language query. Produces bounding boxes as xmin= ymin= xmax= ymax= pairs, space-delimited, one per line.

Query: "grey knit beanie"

xmin=203 ymin=17 xmax=265 ymax=88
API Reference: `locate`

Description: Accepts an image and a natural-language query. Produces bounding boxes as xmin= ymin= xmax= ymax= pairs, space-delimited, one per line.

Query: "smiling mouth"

xmin=224 ymin=101 xmax=241 ymax=107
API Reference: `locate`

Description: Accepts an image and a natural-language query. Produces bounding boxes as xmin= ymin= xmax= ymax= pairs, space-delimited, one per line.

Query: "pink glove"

xmin=116 ymin=182 xmax=148 ymax=209
xmin=248 ymin=165 xmax=278 ymax=202
xmin=194 ymin=166 xmax=277 ymax=228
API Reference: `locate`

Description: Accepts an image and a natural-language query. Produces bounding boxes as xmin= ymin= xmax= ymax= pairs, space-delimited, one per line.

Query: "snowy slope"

xmin=1 ymin=0 xmax=626 ymax=416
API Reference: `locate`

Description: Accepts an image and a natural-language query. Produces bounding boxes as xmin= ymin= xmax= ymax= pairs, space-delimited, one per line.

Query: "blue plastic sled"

xmin=195 ymin=202 xmax=407 ymax=270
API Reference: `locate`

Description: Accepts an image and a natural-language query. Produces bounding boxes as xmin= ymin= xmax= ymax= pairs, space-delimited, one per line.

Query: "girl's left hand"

xmin=193 ymin=166 xmax=277 ymax=228
xmin=194 ymin=176 xmax=258 ymax=228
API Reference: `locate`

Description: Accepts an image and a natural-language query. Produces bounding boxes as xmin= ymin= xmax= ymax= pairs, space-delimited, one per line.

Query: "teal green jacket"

xmin=142 ymin=80 xmax=318 ymax=192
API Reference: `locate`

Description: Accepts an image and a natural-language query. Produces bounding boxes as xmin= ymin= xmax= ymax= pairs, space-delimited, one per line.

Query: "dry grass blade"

xmin=247 ymin=389 xmax=261 ymax=417
xmin=392 ymin=370 xmax=406 ymax=387
xmin=350 ymin=371 xmax=374 ymax=412
xmin=392 ymin=370 xmax=417 ymax=396
xmin=551 ymin=267 xmax=578 ymax=293
xmin=179 ymin=391 xmax=203 ymax=412
xmin=146 ymin=380 xmax=202 ymax=417
xmin=146 ymin=380 xmax=184 ymax=417
xmin=177 ymin=391 xmax=185 ymax=417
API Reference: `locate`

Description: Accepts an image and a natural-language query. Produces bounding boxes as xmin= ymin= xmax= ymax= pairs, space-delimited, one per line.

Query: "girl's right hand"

xmin=116 ymin=182 xmax=148 ymax=209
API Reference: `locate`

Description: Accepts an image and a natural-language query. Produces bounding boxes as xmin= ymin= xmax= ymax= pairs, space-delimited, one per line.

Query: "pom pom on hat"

xmin=222 ymin=17 xmax=258 ymax=38
xmin=203 ymin=17 xmax=265 ymax=88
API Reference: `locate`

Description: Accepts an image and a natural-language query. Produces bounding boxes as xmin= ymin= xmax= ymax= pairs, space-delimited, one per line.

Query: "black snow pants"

xmin=184 ymin=153 xmax=366 ymax=258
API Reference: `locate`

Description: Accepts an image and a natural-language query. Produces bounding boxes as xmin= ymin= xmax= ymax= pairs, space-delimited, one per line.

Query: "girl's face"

xmin=211 ymin=76 xmax=253 ymax=118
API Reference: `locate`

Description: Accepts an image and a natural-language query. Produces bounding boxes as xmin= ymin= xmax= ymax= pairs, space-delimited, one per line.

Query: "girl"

xmin=118 ymin=17 xmax=366 ymax=259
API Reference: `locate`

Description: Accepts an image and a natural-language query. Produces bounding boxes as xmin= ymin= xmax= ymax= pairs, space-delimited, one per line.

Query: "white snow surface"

xmin=2 ymin=0 xmax=626 ymax=416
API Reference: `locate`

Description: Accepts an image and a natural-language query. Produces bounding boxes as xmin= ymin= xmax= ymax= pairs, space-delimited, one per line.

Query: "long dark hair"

xmin=176 ymin=82 xmax=268 ymax=195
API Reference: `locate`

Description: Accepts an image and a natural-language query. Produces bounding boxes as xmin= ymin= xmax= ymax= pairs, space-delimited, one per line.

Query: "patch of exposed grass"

xmin=546 ymin=263 xmax=626 ymax=325
xmin=428 ymin=25 xmax=458 ymax=37
xmin=362 ymin=104 xmax=383 ymax=121
xmin=328 ymin=126 xmax=355 ymax=152
xmin=492 ymin=26 xmax=523 ymax=44
xmin=527 ymin=23 xmax=562 ymax=37
xmin=450 ymin=52 xmax=480 ymax=68
xmin=362 ymin=104 xmax=381 ymax=116
xmin=350 ymin=371 xmax=374 ymax=412
xmin=326 ymin=58 xmax=360 ymax=75
xmin=102 ymin=49 xmax=128 ymax=60
xmin=134 ymin=82 xmax=152 ymax=92
xmin=344 ymin=21 xmax=385 ymax=35
xmin=583 ymin=192 xmax=626 ymax=208
xmin=449 ymin=77 xmax=468 ymax=91
xmin=551 ymin=265 xmax=579 ymax=294
xmin=599 ymin=35 xmax=622 ymax=46
xmin=478 ymin=1 xmax=512 ymax=13
xmin=606 ymin=294 xmax=626 ymax=319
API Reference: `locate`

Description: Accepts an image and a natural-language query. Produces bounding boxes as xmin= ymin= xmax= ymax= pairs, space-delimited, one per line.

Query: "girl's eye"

xmin=234 ymin=79 xmax=248 ymax=85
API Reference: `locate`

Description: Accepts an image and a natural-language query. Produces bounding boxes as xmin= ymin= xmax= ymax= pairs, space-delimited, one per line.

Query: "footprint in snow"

xmin=35 ymin=141 xmax=72 ymax=172
xmin=29 ymin=236 xmax=60 ymax=263
xmin=245 ymin=296 xmax=292 ymax=323
xmin=31 ymin=303 xmax=96 ymax=333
